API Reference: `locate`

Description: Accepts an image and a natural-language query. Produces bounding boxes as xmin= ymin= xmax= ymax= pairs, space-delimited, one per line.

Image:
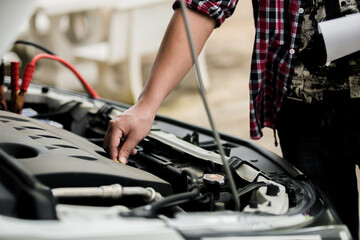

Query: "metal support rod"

xmin=179 ymin=0 xmax=240 ymax=211
xmin=52 ymin=184 xmax=162 ymax=203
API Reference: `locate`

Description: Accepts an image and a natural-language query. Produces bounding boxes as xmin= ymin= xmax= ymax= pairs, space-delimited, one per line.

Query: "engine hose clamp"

xmin=145 ymin=187 xmax=156 ymax=202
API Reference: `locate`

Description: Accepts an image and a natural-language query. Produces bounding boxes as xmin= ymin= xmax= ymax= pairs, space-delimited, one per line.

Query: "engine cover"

xmin=0 ymin=110 xmax=172 ymax=196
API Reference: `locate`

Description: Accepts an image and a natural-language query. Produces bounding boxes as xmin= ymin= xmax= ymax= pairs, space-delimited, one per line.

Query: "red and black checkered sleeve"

xmin=172 ymin=0 xmax=239 ymax=27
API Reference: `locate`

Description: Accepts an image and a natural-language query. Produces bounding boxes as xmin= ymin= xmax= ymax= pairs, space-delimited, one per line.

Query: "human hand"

xmin=103 ymin=105 xmax=154 ymax=164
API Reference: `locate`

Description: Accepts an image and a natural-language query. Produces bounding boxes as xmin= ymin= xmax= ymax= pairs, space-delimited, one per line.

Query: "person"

xmin=103 ymin=0 xmax=360 ymax=238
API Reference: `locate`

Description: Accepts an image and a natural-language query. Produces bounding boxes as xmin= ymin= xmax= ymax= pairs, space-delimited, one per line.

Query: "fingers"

xmin=103 ymin=106 xmax=154 ymax=164
xmin=117 ymin=135 xmax=140 ymax=165
xmin=103 ymin=116 xmax=142 ymax=164
xmin=131 ymin=148 xmax=137 ymax=155
xmin=103 ymin=120 xmax=123 ymax=161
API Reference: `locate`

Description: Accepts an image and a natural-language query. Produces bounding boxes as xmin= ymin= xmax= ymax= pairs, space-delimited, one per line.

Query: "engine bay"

xmin=0 ymin=79 xmax=317 ymax=218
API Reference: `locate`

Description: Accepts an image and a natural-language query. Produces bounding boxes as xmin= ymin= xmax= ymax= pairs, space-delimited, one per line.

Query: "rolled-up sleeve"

xmin=172 ymin=0 xmax=239 ymax=27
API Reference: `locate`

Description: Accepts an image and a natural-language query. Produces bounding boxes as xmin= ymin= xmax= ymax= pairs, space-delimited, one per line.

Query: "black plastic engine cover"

xmin=0 ymin=111 xmax=172 ymax=196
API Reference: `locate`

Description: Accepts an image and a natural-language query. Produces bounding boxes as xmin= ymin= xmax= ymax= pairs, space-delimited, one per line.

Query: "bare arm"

xmin=103 ymin=8 xmax=216 ymax=163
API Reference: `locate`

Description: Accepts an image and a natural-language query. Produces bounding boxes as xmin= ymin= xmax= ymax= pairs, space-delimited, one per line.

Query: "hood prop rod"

xmin=179 ymin=0 xmax=240 ymax=211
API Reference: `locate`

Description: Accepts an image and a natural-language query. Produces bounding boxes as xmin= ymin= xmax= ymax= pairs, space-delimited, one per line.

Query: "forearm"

xmin=104 ymin=8 xmax=215 ymax=162
xmin=135 ymin=8 xmax=216 ymax=115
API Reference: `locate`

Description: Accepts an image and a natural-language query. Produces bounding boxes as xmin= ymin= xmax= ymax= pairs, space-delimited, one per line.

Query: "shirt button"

xmin=298 ymin=8 xmax=304 ymax=14
xmin=289 ymin=48 xmax=295 ymax=55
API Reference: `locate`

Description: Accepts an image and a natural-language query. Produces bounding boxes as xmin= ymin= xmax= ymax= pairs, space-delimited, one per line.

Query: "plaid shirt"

xmin=173 ymin=0 xmax=304 ymax=139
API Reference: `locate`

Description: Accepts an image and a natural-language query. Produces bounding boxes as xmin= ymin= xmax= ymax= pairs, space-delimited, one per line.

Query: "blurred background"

xmin=4 ymin=0 xmax=282 ymax=156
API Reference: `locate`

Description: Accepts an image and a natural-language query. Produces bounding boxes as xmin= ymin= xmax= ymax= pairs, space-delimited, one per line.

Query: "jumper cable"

xmin=9 ymin=61 xmax=28 ymax=114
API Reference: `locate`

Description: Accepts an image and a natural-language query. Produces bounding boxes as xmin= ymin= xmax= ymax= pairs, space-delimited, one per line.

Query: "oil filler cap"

xmin=203 ymin=173 xmax=225 ymax=186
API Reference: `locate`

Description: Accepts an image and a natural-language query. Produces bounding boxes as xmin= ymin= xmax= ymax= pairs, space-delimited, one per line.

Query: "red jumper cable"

xmin=24 ymin=53 xmax=100 ymax=99
xmin=9 ymin=54 xmax=100 ymax=114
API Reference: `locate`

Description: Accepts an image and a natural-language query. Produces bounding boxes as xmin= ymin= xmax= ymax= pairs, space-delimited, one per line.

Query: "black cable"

xmin=0 ymin=59 xmax=4 ymax=85
xmin=147 ymin=187 xmax=199 ymax=213
xmin=144 ymin=169 xmax=200 ymax=212
xmin=0 ymin=59 xmax=6 ymax=110
xmin=237 ymin=181 xmax=267 ymax=198
xmin=14 ymin=40 xmax=56 ymax=55
xmin=123 ymin=169 xmax=200 ymax=218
